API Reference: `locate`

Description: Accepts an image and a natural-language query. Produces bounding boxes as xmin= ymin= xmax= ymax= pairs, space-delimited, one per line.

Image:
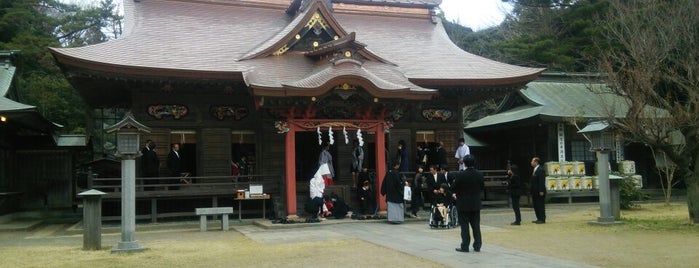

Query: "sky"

xmin=439 ymin=0 xmax=514 ymax=31
xmin=67 ymin=0 xmax=512 ymax=31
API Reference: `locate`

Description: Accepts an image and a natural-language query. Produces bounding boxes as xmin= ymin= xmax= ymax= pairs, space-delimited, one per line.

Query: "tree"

xmin=0 ymin=0 xmax=121 ymax=134
xmin=446 ymin=1 xmax=608 ymax=72
xmin=596 ymin=0 xmax=699 ymax=223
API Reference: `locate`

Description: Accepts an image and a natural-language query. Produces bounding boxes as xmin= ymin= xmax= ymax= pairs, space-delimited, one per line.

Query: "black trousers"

xmin=457 ymin=210 xmax=481 ymax=251
xmin=410 ymin=187 xmax=423 ymax=214
xmin=511 ymin=193 xmax=521 ymax=223
xmin=532 ymin=193 xmax=546 ymax=221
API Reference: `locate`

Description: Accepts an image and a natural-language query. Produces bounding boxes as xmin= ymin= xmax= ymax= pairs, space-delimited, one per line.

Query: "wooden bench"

xmin=195 ymin=207 xmax=233 ymax=232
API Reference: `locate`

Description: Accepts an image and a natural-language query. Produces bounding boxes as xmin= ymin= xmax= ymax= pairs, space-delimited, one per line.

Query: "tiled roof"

xmin=335 ymin=0 xmax=441 ymax=6
xmin=0 ymin=96 xmax=35 ymax=112
xmin=1 ymin=64 xmax=16 ymax=96
xmin=50 ymin=0 xmax=543 ymax=95
xmin=1 ymin=54 xmax=59 ymax=133
xmin=465 ymin=81 xmax=666 ymax=130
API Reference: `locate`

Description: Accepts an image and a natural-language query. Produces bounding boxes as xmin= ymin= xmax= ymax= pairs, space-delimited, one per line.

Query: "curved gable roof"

xmin=50 ymin=0 xmax=543 ymax=97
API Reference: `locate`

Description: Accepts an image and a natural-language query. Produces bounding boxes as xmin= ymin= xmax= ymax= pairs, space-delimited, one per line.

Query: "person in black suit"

xmin=435 ymin=141 xmax=447 ymax=168
xmin=141 ymin=140 xmax=159 ymax=178
xmin=426 ymin=164 xmax=447 ymax=205
xmin=167 ymin=143 xmax=182 ymax=177
xmin=506 ymin=164 xmax=522 ymax=225
xmin=530 ymin=157 xmax=547 ymax=224
xmin=440 ymin=165 xmax=454 ymax=186
xmin=451 ymin=155 xmax=484 ymax=253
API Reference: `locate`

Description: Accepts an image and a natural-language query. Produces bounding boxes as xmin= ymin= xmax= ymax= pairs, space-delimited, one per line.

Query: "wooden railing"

xmin=85 ymin=174 xmax=283 ymax=222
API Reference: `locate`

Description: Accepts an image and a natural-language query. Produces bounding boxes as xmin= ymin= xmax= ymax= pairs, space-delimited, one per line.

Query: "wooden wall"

xmin=199 ymin=128 xmax=232 ymax=177
xmin=15 ymin=150 xmax=74 ymax=209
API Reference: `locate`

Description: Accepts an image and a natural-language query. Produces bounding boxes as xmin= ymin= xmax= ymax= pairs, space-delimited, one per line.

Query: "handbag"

xmin=403 ymin=185 xmax=412 ymax=201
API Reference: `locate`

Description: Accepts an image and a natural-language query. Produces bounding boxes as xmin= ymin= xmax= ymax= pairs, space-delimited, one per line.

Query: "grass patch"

xmin=0 ymin=231 xmax=445 ymax=268
xmin=485 ymin=202 xmax=699 ymax=267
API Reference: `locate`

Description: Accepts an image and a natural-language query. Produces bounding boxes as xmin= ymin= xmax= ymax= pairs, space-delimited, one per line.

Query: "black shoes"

xmin=510 ymin=221 xmax=520 ymax=225
xmin=532 ymin=220 xmax=545 ymax=224
xmin=455 ymin=248 xmax=469 ymax=253
xmin=474 ymin=248 xmax=480 ymax=252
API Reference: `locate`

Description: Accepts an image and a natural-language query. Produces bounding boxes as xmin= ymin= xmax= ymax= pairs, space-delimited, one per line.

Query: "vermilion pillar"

xmin=375 ymin=124 xmax=386 ymax=211
xmin=285 ymin=125 xmax=297 ymax=217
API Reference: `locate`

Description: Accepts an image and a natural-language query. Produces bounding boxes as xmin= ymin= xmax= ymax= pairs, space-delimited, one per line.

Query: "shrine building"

xmin=50 ymin=0 xmax=544 ymax=218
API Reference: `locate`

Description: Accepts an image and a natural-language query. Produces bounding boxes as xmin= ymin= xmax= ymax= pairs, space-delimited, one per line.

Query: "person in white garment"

xmin=455 ymin=138 xmax=470 ymax=171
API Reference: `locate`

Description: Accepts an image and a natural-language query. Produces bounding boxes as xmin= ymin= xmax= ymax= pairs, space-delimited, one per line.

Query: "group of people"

xmin=503 ymin=156 xmax=547 ymax=226
xmin=307 ymin=161 xmax=353 ymax=220
xmin=309 ymin=137 xmax=548 ymax=253
xmin=140 ymin=140 xmax=187 ymax=184
xmin=381 ymin=153 xmax=485 ymax=252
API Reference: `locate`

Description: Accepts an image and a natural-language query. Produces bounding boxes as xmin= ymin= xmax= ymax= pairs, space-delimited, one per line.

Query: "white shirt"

xmin=455 ymin=144 xmax=470 ymax=171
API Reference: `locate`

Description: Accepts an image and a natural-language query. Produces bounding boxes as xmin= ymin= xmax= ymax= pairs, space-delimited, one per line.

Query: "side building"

xmin=465 ymin=73 xmax=658 ymax=190
xmin=1 ymin=50 xmax=87 ymax=216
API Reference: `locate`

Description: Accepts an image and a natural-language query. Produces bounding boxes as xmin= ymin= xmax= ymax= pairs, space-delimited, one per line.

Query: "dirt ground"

xmin=0 ymin=202 xmax=697 ymax=267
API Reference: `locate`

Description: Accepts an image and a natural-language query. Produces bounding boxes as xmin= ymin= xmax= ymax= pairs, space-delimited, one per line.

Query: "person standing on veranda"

xmin=416 ymin=143 xmax=427 ymax=169
xmin=435 ymin=141 xmax=447 ymax=168
xmin=351 ymin=139 xmax=364 ymax=189
xmin=318 ymin=142 xmax=335 ymax=186
xmin=397 ymin=140 xmax=409 ymax=173
xmin=454 ymin=138 xmax=470 ymax=171
xmin=141 ymin=140 xmax=159 ymax=178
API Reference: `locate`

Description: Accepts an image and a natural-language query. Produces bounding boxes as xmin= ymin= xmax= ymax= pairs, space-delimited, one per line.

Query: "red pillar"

xmin=375 ymin=124 xmax=387 ymax=211
xmin=285 ymin=125 xmax=297 ymax=217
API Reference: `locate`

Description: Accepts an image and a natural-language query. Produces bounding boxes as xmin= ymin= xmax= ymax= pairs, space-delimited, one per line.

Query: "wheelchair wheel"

xmin=449 ymin=208 xmax=459 ymax=227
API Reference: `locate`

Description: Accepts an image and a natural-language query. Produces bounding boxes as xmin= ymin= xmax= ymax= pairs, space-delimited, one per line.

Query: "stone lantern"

xmin=105 ymin=112 xmax=151 ymax=253
xmin=578 ymin=120 xmax=622 ymax=225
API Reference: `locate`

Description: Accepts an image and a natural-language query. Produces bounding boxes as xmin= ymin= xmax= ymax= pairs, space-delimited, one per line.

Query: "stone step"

xmin=0 ymin=220 xmax=43 ymax=232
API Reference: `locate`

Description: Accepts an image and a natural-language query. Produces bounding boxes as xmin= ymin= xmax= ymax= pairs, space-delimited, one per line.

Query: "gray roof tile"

xmin=50 ymin=0 xmax=542 ymax=91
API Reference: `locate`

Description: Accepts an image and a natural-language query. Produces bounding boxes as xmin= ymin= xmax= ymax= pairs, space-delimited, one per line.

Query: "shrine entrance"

xmin=280 ymin=119 xmax=388 ymax=217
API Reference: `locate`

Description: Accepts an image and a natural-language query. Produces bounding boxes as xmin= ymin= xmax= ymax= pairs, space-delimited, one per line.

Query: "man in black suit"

xmin=435 ymin=141 xmax=447 ymax=168
xmin=167 ymin=143 xmax=182 ymax=177
xmin=530 ymin=157 xmax=547 ymax=223
xmin=426 ymin=164 xmax=447 ymax=205
xmin=141 ymin=140 xmax=159 ymax=178
xmin=451 ymin=155 xmax=484 ymax=253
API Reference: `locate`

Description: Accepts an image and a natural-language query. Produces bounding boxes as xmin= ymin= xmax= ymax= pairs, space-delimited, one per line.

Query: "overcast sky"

xmin=67 ymin=0 xmax=512 ymax=31
xmin=439 ymin=0 xmax=514 ymax=31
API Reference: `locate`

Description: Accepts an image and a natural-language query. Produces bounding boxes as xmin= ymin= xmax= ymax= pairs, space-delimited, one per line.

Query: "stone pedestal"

xmin=78 ymin=189 xmax=106 ymax=250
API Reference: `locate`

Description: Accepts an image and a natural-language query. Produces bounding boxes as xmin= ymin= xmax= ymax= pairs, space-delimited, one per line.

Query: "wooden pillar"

xmin=375 ymin=124 xmax=387 ymax=211
xmin=285 ymin=125 xmax=297 ymax=217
